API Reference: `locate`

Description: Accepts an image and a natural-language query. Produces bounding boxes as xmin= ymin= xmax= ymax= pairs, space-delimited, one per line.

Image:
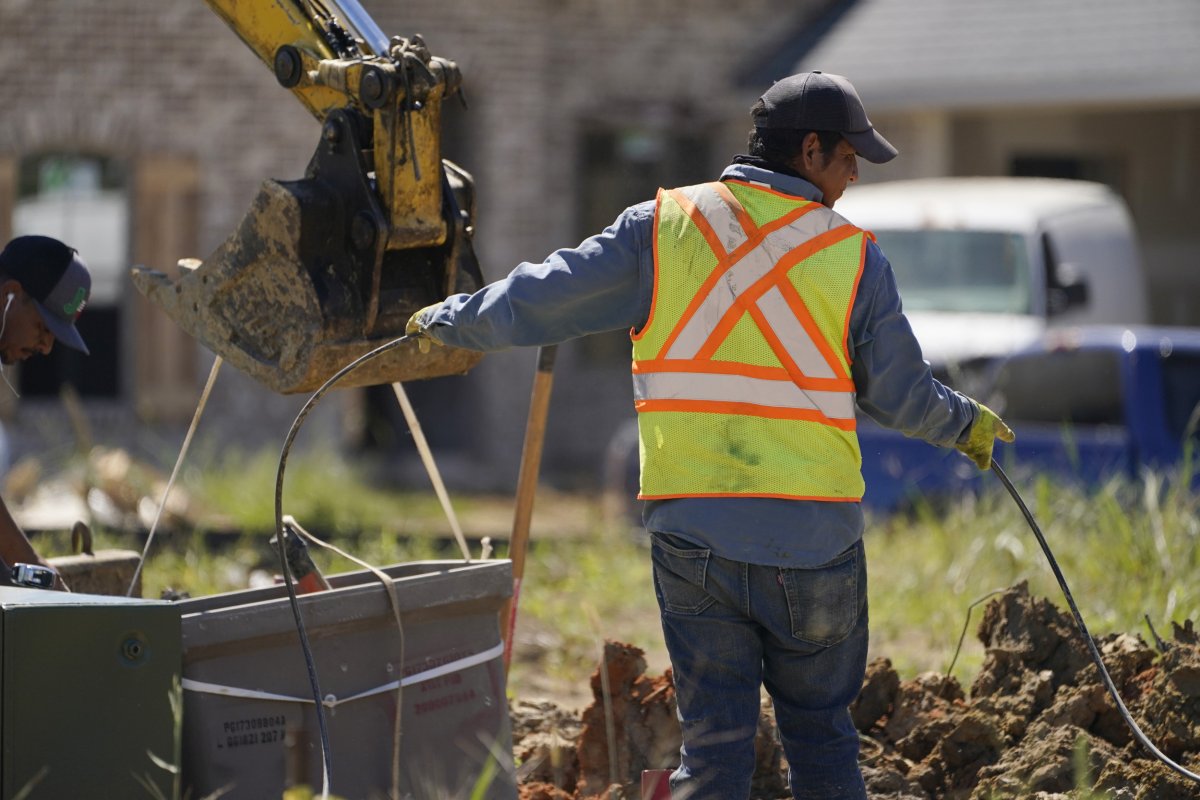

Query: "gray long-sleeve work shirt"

xmin=423 ymin=161 xmax=976 ymax=567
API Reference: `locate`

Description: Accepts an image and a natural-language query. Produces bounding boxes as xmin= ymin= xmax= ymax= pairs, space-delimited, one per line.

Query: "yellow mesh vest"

xmin=632 ymin=180 xmax=867 ymax=501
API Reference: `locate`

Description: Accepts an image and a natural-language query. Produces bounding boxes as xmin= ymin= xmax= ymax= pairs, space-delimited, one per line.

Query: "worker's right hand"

xmin=405 ymin=303 xmax=445 ymax=354
xmin=956 ymin=400 xmax=1015 ymax=470
xmin=32 ymin=556 xmax=70 ymax=592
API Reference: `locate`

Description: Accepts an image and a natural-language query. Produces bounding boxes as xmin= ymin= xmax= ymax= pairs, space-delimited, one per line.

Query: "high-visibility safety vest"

xmin=632 ymin=179 xmax=870 ymax=501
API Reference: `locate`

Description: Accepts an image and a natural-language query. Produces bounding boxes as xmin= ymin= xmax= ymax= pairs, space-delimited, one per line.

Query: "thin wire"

xmin=944 ymin=588 xmax=1006 ymax=682
xmin=274 ymin=334 xmax=413 ymax=799
xmin=991 ymin=459 xmax=1200 ymax=784
xmin=127 ymin=356 xmax=223 ymax=597
xmin=391 ymin=382 xmax=471 ymax=561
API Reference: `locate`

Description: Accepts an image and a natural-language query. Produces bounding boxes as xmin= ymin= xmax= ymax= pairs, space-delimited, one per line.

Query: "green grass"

xmin=865 ymin=465 xmax=1200 ymax=683
xmin=506 ymin=533 xmax=663 ymax=696
xmin=184 ymin=447 xmax=453 ymax=535
xmin=64 ymin=448 xmax=1200 ymax=702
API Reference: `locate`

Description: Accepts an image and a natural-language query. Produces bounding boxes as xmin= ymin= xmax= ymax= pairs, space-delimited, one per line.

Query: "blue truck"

xmin=859 ymin=325 xmax=1200 ymax=510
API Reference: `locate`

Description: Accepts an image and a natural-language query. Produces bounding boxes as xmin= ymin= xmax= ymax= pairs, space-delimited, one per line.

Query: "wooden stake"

xmin=502 ymin=345 xmax=557 ymax=672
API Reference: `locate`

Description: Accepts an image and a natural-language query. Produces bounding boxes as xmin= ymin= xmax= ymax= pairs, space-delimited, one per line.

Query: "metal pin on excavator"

xmin=132 ymin=0 xmax=484 ymax=393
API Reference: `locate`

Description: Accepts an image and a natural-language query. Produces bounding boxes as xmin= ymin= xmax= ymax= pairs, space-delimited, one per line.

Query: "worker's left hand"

xmin=956 ymin=400 xmax=1015 ymax=470
xmin=405 ymin=303 xmax=445 ymax=354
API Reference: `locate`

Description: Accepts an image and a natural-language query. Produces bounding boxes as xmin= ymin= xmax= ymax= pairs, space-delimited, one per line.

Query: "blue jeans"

xmin=650 ymin=533 xmax=869 ymax=800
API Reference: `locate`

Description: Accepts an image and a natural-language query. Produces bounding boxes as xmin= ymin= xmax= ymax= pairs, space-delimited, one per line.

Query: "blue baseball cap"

xmin=753 ymin=71 xmax=898 ymax=164
xmin=0 ymin=235 xmax=91 ymax=354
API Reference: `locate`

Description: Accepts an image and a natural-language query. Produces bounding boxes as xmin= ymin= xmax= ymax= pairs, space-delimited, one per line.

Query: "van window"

xmin=988 ymin=349 xmax=1123 ymax=426
xmin=872 ymin=230 xmax=1032 ymax=315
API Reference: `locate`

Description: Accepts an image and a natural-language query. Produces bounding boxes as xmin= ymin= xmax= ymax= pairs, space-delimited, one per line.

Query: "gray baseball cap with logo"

xmin=0 ymin=235 xmax=91 ymax=354
xmin=752 ymin=71 xmax=898 ymax=164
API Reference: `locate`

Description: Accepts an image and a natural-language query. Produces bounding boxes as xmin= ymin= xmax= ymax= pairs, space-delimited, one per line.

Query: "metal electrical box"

xmin=0 ymin=587 xmax=181 ymax=799
xmin=178 ymin=559 xmax=516 ymax=800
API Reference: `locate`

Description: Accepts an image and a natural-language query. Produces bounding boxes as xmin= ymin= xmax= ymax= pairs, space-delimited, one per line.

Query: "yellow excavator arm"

xmin=204 ymin=0 xmax=351 ymax=121
xmin=132 ymin=0 xmax=483 ymax=393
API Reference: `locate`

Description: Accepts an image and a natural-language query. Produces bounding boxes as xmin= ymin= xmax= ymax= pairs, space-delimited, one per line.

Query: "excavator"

xmin=131 ymin=0 xmax=485 ymax=393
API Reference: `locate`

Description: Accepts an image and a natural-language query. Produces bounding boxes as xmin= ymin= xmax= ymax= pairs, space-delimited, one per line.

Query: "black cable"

xmin=274 ymin=334 xmax=414 ymax=795
xmin=990 ymin=460 xmax=1200 ymax=784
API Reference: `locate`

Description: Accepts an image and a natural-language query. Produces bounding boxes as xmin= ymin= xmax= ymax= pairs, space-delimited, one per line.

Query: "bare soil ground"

xmin=510 ymin=582 xmax=1200 ymax=799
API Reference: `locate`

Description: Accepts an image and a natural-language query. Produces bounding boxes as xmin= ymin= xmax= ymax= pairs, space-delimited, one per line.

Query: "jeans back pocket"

xmin=650 ymin=533 xmax=714 ymax=615
xmin=778 ymin=540 xmax=864 ymax=647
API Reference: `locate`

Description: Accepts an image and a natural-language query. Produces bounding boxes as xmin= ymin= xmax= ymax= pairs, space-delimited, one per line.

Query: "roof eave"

xmin=857 ymin=77 xmax=1200 ymax=114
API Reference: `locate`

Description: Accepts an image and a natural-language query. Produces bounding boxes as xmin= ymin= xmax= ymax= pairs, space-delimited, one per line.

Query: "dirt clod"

xmin=574 ymin=642 xmax=678 ymax=797
xmin=513 ymin=582 xmax=1200 ymax=798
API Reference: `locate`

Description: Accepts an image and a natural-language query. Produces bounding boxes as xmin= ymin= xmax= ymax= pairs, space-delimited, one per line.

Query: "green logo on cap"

xmin=63 ymin=287 xmax=87 ymax=317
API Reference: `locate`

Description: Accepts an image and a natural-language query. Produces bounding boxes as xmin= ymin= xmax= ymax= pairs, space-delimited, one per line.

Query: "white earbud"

xmin=0 ymin=292 xmax=17 ymax=398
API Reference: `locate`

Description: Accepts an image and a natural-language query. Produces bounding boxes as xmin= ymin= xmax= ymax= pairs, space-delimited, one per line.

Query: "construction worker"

xmin=0 ymin=235 xmax=92 ymax=591
xmin=407 ymin=71 xmax=1013 ymax=799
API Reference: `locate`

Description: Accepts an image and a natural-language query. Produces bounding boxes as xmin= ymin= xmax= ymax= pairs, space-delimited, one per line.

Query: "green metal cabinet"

xmin=0 ymin=587 xmax=180 ymax=799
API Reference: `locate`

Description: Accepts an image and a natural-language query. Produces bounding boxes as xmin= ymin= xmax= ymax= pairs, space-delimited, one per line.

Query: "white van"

xmin=835 ymin=177 xmax=1149 ymax=373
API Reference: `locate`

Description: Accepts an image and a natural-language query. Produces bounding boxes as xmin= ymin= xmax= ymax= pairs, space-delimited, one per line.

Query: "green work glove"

xmin=956 ymin=401 xmax=1015 ymax=470
xmin=405 ymin=303 xmax=445 ymax=354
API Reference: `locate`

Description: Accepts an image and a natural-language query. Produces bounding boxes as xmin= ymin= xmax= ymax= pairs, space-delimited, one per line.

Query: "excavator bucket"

xmin=131 ymin=111 xmax=485 ymax=395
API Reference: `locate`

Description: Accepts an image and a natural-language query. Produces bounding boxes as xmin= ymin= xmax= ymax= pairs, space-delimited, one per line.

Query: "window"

xmin=13 ymin=154 xmax=128 ymax=398
xmin=871 ymin=229 xmax=1033 ymax=315
xmin=575 ymin=125 xmax=712 ymax=366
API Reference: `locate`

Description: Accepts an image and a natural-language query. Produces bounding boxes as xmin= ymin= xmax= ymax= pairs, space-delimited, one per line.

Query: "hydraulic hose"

xmin=991 ymin=460 xmax=1200 ymax=784
xmin=274 ymin=333 xmax=414 ymax=798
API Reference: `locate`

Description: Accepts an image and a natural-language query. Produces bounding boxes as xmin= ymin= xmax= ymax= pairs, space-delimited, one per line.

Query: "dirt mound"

xmin=853 ymin=581 xmax=1200 ymax=799
xmin=511 ymin=582 xmax=1200 ymax=799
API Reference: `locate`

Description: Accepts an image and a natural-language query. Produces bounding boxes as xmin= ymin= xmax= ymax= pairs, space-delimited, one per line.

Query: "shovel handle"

xmin=502 ymin=345 xmax=557 ymax=670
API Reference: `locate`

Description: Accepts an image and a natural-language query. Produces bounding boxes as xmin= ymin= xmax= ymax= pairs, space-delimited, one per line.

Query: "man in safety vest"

xmin=408 ymin=71 xmax=1013 ymax=799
